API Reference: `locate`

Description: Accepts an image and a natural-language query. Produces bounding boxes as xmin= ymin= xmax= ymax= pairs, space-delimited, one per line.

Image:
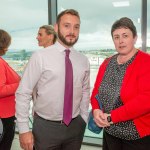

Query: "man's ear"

xmin=54 ymin=23 xmax=58 ymax=33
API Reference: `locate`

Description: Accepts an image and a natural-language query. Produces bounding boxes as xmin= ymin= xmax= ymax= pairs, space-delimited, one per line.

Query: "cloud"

xmin=1 ymin=0 xmax=149 ymax=51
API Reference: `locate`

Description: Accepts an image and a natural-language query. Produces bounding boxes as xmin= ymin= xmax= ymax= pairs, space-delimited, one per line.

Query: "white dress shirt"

xmin=16 ymin=41 xmax=90 ymax=133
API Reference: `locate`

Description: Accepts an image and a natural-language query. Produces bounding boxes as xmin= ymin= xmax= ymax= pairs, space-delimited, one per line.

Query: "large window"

xmin=0 ymin=0 xmax=48 ymax=135
xmin=1 ymin=0 xmax=48 ymax=75
xmin=57 ymin=0 xmax=142 ymax=145
xmin=1 ymin=0 xmax=149 ymax=146
xmin=57 ymin=0 xmax=142 ymax=90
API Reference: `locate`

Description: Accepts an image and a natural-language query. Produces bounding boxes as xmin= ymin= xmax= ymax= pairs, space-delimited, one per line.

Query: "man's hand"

xmin=19 ymin=131 xmax=34 ymax=150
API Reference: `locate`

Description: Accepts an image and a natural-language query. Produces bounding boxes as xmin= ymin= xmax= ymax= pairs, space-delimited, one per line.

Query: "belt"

xmin=34 ymin=113 xmax=78 ymax=124
xmin=49 ymin=120 xmax=65 ymax=124
xmin=45 ymin=117 xmax=78 ymax=124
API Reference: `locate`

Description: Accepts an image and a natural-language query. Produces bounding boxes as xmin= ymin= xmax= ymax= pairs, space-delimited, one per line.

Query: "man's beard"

xmin=58 ymin=29 xmax=79 ymax=47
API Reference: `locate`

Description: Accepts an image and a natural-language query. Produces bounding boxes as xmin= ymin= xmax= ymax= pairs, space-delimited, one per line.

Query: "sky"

xmin=0 ymin=0 xmax=48 ymax=50
xmin=0 ymin=0 xmax=149 ymax=51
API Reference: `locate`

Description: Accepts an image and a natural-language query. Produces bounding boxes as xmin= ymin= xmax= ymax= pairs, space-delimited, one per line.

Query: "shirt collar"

xmin=55 ymin=41 xmax=74 ymax=53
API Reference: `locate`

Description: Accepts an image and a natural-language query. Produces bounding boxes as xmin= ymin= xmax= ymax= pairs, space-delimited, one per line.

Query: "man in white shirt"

xmin=16 ymin=9 xmax=90 ymax=150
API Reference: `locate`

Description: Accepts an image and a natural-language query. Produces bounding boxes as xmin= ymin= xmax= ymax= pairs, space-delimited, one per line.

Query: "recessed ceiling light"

xmin=112 ymin=1 xmax=130 ymax=7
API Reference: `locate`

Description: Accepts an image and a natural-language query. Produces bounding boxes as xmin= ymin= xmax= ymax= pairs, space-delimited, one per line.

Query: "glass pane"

xmin=57 ymin=0 xmax=141 ymax=142
xmin=147 ymin=0 xmax=150 ymax=53
xmin=0 ymin=0 xmax=48 ymax=132
xmin=1 ymin=0 xmax=48 ymax=76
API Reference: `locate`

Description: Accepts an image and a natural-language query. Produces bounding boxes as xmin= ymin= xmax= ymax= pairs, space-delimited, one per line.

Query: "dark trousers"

xmin=33 ymin=115 xmax=86 ymax=150
xmin=0 ymin=116 xmax=16 ymax=150
xmin=103 ymin=130 xmax=150 ymax=150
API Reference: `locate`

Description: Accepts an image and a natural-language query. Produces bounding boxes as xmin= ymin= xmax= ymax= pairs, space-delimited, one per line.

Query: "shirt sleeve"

xmin=15 ymin=52 xmax=43 ymax=133
xmin=80 ymin=58 xmax=90 ymax=123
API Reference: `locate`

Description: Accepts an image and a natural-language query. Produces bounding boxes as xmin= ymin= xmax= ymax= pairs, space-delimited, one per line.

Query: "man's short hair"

xmin=57 ymin=9 xmax=80 ymax=24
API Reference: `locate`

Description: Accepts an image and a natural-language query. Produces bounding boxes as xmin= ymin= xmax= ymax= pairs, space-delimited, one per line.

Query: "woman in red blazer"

xmin=91 ymin=17 xmax=150 ymax=150
xmin=0 ymin=29 xmax=20 ymax=150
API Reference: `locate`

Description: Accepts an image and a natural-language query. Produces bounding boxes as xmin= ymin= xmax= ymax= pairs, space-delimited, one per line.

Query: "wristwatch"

xmin=107 ymin=115 xmax=113 ymax=124
xmin=107 ymin=116 xmax=112 ymax=123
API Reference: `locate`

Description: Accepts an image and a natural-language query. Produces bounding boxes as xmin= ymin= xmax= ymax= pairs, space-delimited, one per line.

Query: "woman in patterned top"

xmin=91 ymin=17 xmax=150 ymax=150
xmin=0 ymin=29 xmax=20 ymax=150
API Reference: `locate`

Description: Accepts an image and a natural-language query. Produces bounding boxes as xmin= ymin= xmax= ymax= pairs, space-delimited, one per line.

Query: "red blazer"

xmin=91 ymin=50 xmax=150 ymax=138
xmin=0 ymin=57 xmax=20 ymax=118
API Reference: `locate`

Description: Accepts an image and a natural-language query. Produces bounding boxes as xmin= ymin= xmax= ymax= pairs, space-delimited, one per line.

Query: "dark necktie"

xmin=63 ymin=49 xmax=73 ymax=126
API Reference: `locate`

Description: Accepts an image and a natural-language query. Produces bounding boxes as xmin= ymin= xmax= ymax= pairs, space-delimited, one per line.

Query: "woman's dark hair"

xmin=111 ymin=17 xmax=137 ymax=38
xmin=0 ymin=29 xmax=11 ymax=50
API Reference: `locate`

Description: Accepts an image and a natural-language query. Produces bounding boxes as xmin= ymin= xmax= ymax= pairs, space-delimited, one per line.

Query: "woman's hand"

xmin=93 ymin=109 xmax=110 ymax=127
